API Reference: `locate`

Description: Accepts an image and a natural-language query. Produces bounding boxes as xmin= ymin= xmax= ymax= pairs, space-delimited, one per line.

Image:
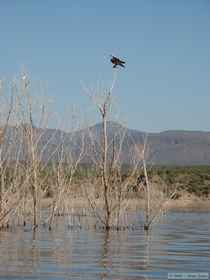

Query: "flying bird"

xmin=110 ymin=55 xmax=125 ymax=68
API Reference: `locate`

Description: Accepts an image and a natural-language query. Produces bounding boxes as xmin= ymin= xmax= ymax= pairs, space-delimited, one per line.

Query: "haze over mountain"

xmin=3 ymin=122 xmax=210 ymax=166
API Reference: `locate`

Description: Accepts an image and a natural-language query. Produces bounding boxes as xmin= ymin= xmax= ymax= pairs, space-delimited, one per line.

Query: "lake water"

xmin=0 ymin=212 xmax=209 ymax=280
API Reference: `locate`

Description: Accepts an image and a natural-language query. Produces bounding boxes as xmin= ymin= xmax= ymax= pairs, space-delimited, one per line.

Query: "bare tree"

xmin=83 ymin=72 xmax=143 ymax=230
xmin=134 ymin=136 xmax=179 ymax=231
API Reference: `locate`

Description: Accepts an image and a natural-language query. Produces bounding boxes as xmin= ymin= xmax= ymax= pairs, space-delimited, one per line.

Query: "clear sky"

xmin=0 ymin=0 xmax=210 ymax=132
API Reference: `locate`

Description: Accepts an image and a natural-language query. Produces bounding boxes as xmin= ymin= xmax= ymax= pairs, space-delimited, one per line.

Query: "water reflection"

xmin=0 ymin=212 xmax=209 ymax=279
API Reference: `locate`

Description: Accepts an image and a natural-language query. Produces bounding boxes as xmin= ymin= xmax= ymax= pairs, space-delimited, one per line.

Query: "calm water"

xmin=0 ymin=212 xmax=209 ymax=280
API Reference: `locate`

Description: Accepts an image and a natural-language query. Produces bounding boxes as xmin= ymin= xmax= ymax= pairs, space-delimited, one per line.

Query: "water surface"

xmin=0 ymin=212 xmax=209 ymax=280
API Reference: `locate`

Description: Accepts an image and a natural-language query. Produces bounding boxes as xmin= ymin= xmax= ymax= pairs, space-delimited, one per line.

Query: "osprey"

xmin=110 ymin=56 xmax=125 ymax=68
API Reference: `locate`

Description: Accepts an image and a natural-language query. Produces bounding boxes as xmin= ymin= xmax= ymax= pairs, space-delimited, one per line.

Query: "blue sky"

xmin=0 ymin=0 xmax=210 ymax=132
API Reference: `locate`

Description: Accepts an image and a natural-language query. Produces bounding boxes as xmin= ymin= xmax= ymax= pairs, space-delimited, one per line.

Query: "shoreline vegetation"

xmin=0 ymin=73 xmax=210 ymax=231
xmin=41 ymin=164 xmax=210 ymax=212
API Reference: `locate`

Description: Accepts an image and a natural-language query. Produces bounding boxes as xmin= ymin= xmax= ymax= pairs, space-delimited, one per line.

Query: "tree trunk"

xmin=102 ymin=113 xmax=110 ymax=229
xmin=143 ymin=158 xmax=150 ymax=231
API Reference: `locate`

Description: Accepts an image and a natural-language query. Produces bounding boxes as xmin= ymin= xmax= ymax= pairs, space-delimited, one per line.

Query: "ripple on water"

xmin=0 ymin=212 xmax=209 ymax=280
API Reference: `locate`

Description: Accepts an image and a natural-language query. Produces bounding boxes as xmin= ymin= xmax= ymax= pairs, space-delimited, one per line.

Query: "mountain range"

xmin=3 ymin=122 xmax=210 ymax=166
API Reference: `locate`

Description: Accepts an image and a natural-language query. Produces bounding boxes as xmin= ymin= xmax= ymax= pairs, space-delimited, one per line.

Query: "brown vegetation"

xmin=0 ymin=73 xmax=209 ymax=232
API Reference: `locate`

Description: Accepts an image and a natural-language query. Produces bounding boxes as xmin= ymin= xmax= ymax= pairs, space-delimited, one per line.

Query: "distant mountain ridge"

xmin=2 ymin=122 xmax=210 ymax=166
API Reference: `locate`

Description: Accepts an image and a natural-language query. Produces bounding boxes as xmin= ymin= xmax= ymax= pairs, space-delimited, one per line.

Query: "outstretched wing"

xmin=119 ymin=63 xmax=125 ymax=68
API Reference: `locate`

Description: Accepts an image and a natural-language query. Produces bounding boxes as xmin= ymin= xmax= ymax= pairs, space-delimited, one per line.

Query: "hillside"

xmin=2 ymin=122 xmax=210 ymax=166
